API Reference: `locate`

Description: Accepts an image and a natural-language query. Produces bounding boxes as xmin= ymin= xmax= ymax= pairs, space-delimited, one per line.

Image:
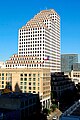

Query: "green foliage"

xmin=51 ymin=104 xmax=57 ymax=112
xmin=43 ymin=108 xmax=51 ymax=115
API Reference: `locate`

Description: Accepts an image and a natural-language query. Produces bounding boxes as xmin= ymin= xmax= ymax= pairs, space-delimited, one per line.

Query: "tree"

xmin=51 ymin=104 xmax=57 ymax=112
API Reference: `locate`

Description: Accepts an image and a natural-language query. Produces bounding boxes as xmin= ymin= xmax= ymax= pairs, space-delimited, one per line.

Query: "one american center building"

xmin=1 ymin=9 xmax=61 ymax=108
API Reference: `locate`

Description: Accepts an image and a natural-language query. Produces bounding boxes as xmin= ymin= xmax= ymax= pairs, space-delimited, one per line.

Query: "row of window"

xmin=6 ymin=64 xmax=42 ymax=67
xmin=19 ymin=44 xmax=44 ymax=47
xmin=73 ymin=75 xmax=80 ymax=77
xmin=20 ymin=27 xmax=44 ymax=32
xmin=0 ymin=73 xmax=12 ymax=76
xmin=8 ymin=60 xmax=43 ymax=64
xmin=20 ymin=73 xmax=40 ymax=77
xmin=11 ymin=57 xmax=41 ymax=60
xmin=19 ymin=40 xmax=44 ymax=43
xmin=19 ymin=50 xmax=44 ymax=54
xmin=20 ymin=86 xmax=40 ymax=90
xmin=20 ymin=78 xmax=39 ymax=81
xmin=19 ymin=53 xmax=44 ymax=57
xmin=0 ymin=77 xmax=12 ymax=81
xmin=20 ymin=82 xmax=40 ymax=86
xmin=19 ymin=30 xmax=44 ymax=35
xmin=0 ymin=73 xmax=4 ymax=76
xmin=20 ymin=97 xmax=37 ymax=108
xmin=19 ymin=34 xmax=43 ymax=38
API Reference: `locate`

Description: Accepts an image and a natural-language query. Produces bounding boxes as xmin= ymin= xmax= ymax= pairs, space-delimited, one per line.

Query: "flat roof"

xmin=0 ymin=92 xmax=38 ymax=99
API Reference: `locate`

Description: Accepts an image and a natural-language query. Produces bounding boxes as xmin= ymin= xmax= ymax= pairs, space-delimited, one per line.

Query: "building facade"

xmin=6 ymin=9 xmax=61 ymax=72
xmin=51 ymin=72 xmax=75 ymax=101
xmin=73 ymin=63 xmax=80 ymax=71
xmin=0 ymin=68 xmax=51 ymax=109
xmin=61 ymin=54 xmax=79 ymax=73
xmin=68 ymin=70 xmax=80 ymax=84
xmin=0 ymin=92 xmax=40 ymax=120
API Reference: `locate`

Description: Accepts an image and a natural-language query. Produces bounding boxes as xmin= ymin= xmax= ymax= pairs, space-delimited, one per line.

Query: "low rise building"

xmin=0 ymin=68 xmax=51 ymax=109
xmin=0 ymin=92 xmax=40 ymax=120
xmin=51 ymin=72 xmax=75 ymax=101
xmin=69 ymin=70 xmax=80 ymax=85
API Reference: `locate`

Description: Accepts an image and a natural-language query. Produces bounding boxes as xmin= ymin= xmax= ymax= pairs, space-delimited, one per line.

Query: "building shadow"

xmin=14 ymin=82 xmax=22 ymax=92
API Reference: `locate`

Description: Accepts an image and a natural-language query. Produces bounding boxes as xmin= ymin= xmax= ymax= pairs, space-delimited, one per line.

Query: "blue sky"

xmin=0 ymin=0 xmax=80 ymax=61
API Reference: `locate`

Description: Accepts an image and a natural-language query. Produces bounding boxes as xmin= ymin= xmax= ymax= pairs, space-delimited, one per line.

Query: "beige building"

xmin=68 ymin=70 xmax=80 ymax=85
xmin=0 ymin=68 xmax=51 ymax=108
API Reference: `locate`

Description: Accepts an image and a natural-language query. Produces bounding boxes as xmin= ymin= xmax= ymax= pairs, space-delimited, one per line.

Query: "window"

xmin=29 ymin=78 xmax=31 ymax=81
xmin=25 ymin=100 xmax=28 ymax=106
xmin=24 ymin=78 xmax=27 ymax=81
xmin=38 ymin=83 xmax=40 ymax=86
xmin=29 ymin=87 xmax=31 ymax=90
xmin=33 ymin=74 xmax=36 ymax=77
xmin=20 ymin=86 xmax=23 ymax=89
xmin=29 ymin=74 xmax=31 ymax=77
xmin=29 ymin=82 xmax=31 ymax=85
xmin=33 ymin=82 xmax=36 ymax=86
xmin=33 ymin=91 xmax=36 ymax=93
xmin=33 ymin=87 xmax=35 ymax=90
xmin=21 ymin=102 xmax=24 ymax=108
xmin=2 ymin=85 xmax=4 ymax=88
xmin=20 ymin=74 xmax=23 ymax=76
xmin=2 ymin=73 xmax=4 ymax=76
xmin=24 ymin=82 xmax=27 ymax=85
xmin=33 ymin=98 xmax=36 ymax=104
xmin=2 ymin=77 xmax=4 ymax=80
xmin=33 ymin=78 xmax=36 ymax=81
xmin=2 ymin=81 xmax=4 ymax=84
xmin=20 ymin=78 xmax=23 ymax=81
xmin=29 ymin=99 xmax=32 ymax=104
xmin=20 ymin=82 xmax=23 ymax=85
xmin=24 ymin=86 xmax=26 ymax=89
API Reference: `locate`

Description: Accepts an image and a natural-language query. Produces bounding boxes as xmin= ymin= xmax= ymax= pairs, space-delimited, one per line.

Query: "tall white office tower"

xmin=18 ymin=9 xmax=60 ymax=72
xmin=6 ymin=9 xmax=61 ymax=72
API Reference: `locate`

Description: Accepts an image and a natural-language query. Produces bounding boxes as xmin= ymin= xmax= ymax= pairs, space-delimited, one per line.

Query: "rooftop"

xmin=0 ymin=92 xmax=38 ymax=100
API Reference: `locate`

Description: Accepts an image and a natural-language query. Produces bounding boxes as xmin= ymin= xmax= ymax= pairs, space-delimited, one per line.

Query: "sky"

xmin=0 ymin=0 xmax=80 ymax=61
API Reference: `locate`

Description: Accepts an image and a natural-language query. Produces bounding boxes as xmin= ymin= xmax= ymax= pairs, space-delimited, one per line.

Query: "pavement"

xmin=47 ymin=108 xmax=62 ymax=120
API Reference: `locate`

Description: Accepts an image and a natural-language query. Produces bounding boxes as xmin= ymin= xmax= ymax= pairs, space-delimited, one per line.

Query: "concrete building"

xmin=6 ymin=9 xmax=61 ymax=72
xmin=51 ymin=72 xmax=75 ymax=102
xmin=0 ymin=68 xmax=51 ymax=109
xmin=0 ymin=92 xmax=40 ymax=120
xmin=68 ymin=70 xmax=80 ymax=85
